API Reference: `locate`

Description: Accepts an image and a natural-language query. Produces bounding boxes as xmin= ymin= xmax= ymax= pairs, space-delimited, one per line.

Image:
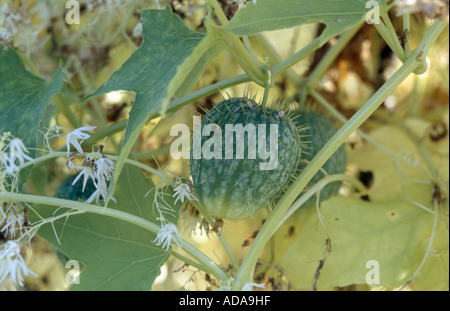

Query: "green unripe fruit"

xmin=292 ymin=109 xmax=347 ymax=206
xmin=190 ymin=97 xmax=302 ymax=219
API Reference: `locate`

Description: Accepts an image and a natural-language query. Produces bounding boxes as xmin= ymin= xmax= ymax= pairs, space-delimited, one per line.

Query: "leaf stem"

xmin=15 ymin=151 xmax=174 ymax=186
xmin=307 ymin=25 xmax=362 ymax=86
xmin=231 ymin=18 xmax=448 ymax=289
xmin=309 ymin=88 xmax=395 ymax=157
xmin=190 ymin=200 xmax=240 ymax=270
xmin=403 ymin=13 xmax=411 ymax=54
xmin=271 ymin=33 xmax=329 ymax=77
xmin=208 ymin=0 xmax=265 ymax=84
xmin=274 ymin=173 xmax=367 ymax=234
xmin=0 ymin=191 xmax=229 ymax=282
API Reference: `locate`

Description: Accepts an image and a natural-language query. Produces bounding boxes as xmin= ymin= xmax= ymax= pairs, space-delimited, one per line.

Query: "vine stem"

xmin=15 ymin=150 xmax=238 ymax=278
xmin=231 ymin=19 xmax=448 ymax=289
xmin=374 ymin=109 xmax=438 ymax=177
xmin=307 ymin=25 xmax=362 ymax=86
xmin=190 ymin=200 xmax=240 ymax=271
xmin=274 ymin=174 xmax=367 ymax=234
xmin=0 ymin=191 xmax=229 ymax=282
xmin=403 ymin=13 xmax=411 ymax=54
xmin=208 ymin=0 xmax=265 ymax=85
xmin=309 ymin=89 xmax=396 ymax=157
xmin=15 ymin=151 xmax=174 ymax=186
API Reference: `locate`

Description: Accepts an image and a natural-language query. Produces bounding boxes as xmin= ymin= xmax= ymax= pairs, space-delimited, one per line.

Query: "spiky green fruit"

xmin=292 ymin=109 xmax=347 ymax=206
xmin=190 ymin=97 xmax=302 ymax=219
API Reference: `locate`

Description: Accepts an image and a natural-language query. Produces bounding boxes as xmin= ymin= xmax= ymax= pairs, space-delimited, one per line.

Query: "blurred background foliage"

xmin=0 ymin=0 xmax=448 ymax=290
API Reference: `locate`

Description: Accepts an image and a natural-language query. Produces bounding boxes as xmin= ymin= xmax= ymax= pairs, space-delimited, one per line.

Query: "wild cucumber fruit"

xmin=190 ymin=97 xmax=303 ymax=220
xmin=291 ymin=109 xmax=347 ymax=206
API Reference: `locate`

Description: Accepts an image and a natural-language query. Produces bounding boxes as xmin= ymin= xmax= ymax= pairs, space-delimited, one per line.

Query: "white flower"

xmin=0 ymin=211 xmax=24 ymax=239
xmin=0 ymin=135 xmax=31 ymax=178
xmin=95 ymin=157 xmax=115 ymax=182
xmin=153 ymin=223 xmax=183 ymax=252
xmin=242 ymin=282 xmax=265 ymax=291
xmin=0 ymin=241 xmax=37 ymax=286
xmin=173 ymin=183 xmax=198 ymax=205
xmin=7 ymin=138 xmax=33 ymax=165
xmin=0 ymin=153 xmax=19 ymax=176
xmin=85 ymin=178 xmax=115 ymax=204
xmin=72 ymin=164 xmax=97 ymax=193
xmin=65 ymin=126 xmax=96 ymax=157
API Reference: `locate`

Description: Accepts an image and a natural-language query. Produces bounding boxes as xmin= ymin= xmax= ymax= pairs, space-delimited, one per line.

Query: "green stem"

xmin=232 ymin=19 xmax=447 ymax=289
xmin=16 ymin=151 xmax=174 ymax=186
xmin=243 ymin=35 xmax=263 ymax=68
xmin=403 ymin=13 xmax=411 ymax=54
xmin=275 ymin=174 xmax=367 ymax=234
xmin=52 ymin=94 xmax=82 ymax=129
xmin=83 ymin=120 xmax=128 ymax=149
xmin=375 ymin=109 xmax=438 ymax=177
xmin=381 ymin=11 xmax=407 ymax=61
xmin=398 ymin=199 xmax=439 ymax=290
xmin=271 ymin=34 xmax=329 ymax=77
xmin=0 ymin=191 xmax=228 ymax=282
xmin=105 ymin=0 xmax=137 ymax=45
xmin=56 ymin=74 xmax=251 ymax=153
xmin=208 ymin=0 xmax=265 ymax=85
xmin=309 ymin=88 xmax=395 ymax=157
xmin=307 ymin=25 xmax=362 ymax=86
xmin=133 ymin=144 xmax=172 ymax=161
xmin=250 ymin=34 xmax=300 ymax=85
xmin=261 ymin=66 xmax=272 ymax=107
xmin=219 ymin=31 xmax=266 ymax=85
xmin=170 ymin=251 xmax=213 ymax=276
xmin=191 ymin=200 xmax=240 ymax=270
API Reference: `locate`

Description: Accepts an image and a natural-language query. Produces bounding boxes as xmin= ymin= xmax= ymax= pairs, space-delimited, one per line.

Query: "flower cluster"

xmin=0 ymin=203 xmax=27 ymax=239
xmin=153 ymin=222 xmax=183 ymax=252
xmin=0 ymin=240 xmax=36 ymax=286
xmin=0 ymin=132 xmax=33 ymax=187
xmin=173 ymin=182 xmax=198 ymax=205
xmin=65 ymin=126 xmax=116 ymax=204
xmin=149 ymin=178 xmax=202 ymax=252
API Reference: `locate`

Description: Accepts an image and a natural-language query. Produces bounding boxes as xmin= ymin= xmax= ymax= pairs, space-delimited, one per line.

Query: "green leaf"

xmin=85 ymin=6 xmax=221 ymax=203
xmin=29 ymin=163 xmax=182 ymax=291
xmin=280 ymin=119 xmax=449 ymax=290
xmin=224 ymin=0 xmax=388 ymax=40
xmin=0 ymin=48 xmax=65 ymax=190
xmin=86 ymin=6 xmax=219 ymax=142
xmin=281 ymin=198 xmax=444 ymax=290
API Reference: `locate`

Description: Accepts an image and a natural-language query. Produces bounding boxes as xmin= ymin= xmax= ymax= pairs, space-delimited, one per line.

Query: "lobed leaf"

xmin=280 ymin=119 xmax=449 ymax=290
xmin=0 ymin=48 xmax=65 ymax=190
xmin=29 ymin=163 xmax=182 ymax=291
xmin=224 ymin=0 xmax=388 ymax=42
